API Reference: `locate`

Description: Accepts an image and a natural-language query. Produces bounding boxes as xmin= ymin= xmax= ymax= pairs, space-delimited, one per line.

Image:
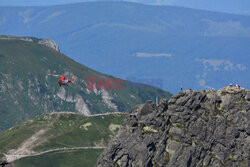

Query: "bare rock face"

xmin=37 ymin=39 xmax=60 ymax=52
xmin=96 ymin=88 xmax=250 ymax=167
xmin=0 ymin=157 xmax=14 ymax=167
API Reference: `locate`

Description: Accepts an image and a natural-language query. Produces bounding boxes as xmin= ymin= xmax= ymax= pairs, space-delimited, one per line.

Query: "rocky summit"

xmin=96 ymin=87 xmax=250 ymax=167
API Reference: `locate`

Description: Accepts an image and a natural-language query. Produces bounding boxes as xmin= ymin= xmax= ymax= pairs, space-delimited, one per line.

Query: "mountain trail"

xmin=6 ymin=129 xmax=48 ymax=162
xmin=4 ymin=146 xmax=105 ymax=162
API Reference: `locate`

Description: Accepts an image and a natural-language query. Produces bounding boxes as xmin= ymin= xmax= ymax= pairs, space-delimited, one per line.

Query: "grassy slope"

xmin=0 ymin=113 xmax=126 ymax=166
xmin=0 ymin=38 xmax=171 ymax=130
xmin=0 ymin=113 xmax=126 ymax=153
xmin=14 ymin=149 xmax=103 ymax=167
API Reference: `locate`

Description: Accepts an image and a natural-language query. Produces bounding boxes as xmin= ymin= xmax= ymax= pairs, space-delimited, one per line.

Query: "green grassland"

xmin=0 ymin=113 xmax=126 ymax=166
xmin=0 ymin=113 xmax=126 ymax=153
xmin=14 ymin=149 xmax=103 ymax=167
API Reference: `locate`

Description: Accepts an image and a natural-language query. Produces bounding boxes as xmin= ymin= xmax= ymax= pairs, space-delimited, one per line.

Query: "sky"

xmin=0 ymin=0 xmax=249 ymax=15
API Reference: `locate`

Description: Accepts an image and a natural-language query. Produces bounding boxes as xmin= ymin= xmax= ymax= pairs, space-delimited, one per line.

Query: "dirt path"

xmin=49 ymin=111 xmax=127 ymax=117
xmin=6 ymin=129 xmax=48 ymax=162
xmin=4 ymin=146 xmax=106 ymax=162
xmin=86 ymin=112 xmax=127 ymax=117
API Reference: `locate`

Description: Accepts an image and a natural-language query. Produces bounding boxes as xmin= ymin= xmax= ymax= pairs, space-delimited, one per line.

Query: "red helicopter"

xmin=49 ymin=74 xmax=75 ymax=86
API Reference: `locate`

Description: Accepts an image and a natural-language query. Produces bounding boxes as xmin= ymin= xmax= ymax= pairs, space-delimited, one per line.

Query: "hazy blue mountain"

xmin=0 ymin=0 xmax=249 ymax=15
xmin=0 ymin=2 xmax=249 ymax=93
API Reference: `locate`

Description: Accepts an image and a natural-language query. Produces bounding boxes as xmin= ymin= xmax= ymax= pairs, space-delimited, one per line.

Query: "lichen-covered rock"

xmin=96 ymin=88 xmax=250 ymax=167
xmin=246 ymin=91 xmax=250 ymax=101
xmin=0 ymin=157 xmax=14 ymax=167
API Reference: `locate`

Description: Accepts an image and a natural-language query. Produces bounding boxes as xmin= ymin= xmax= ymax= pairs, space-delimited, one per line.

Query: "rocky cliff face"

xmin=96 ymin=87 xmax=250 ymax=167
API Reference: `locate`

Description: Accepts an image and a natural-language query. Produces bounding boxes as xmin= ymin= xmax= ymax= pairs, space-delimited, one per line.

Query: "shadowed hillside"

xmin=0 ymin=36 xmax=171 ymax=130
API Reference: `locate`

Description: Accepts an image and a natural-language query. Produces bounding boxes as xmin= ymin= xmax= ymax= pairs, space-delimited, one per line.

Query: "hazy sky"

xmin=0 ymin=0 xmax=249 ymax=15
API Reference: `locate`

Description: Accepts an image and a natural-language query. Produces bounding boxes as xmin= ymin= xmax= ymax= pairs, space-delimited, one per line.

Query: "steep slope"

xmin=0 ymin=112 xmax=126 ymax=167
xmin=0 ymin=36 xmax=171 ymax=130
xmin=97 ymin=87 xmax=250 ymax=166
xmin=0 ymin=2 xmax=249 ymax=92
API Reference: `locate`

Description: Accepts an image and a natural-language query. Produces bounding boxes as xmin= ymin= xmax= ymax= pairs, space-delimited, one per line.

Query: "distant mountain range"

xmin=0 ymin=2 xmax=249 ymax=93
xmin=0 ymin=0 xmax=249 ymax=16
xmin=0 ymin=36 xmax=171 ymax=130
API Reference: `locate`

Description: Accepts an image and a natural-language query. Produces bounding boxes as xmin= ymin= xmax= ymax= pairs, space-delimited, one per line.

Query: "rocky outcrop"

xmin=0 ymin=157 xmax=14 ymax=167
xmin=37 ymin=39 xmax=60 ymax=52
xmin=96 ymin=87 xmax=250 ymax=167
xmin=0 ymin=35 xmax=59 ymax=52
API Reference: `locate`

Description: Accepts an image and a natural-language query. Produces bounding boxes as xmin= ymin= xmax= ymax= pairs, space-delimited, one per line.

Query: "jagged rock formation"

xmin=97 ymin=87 xmax=250 ymax=167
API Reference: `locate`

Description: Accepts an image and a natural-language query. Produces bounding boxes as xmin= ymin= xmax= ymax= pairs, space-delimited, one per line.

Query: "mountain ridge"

xmin=0 ymin=35 xmax=59 ymax=51
xmin=0 ymin=0 xmax=249 ymax=16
